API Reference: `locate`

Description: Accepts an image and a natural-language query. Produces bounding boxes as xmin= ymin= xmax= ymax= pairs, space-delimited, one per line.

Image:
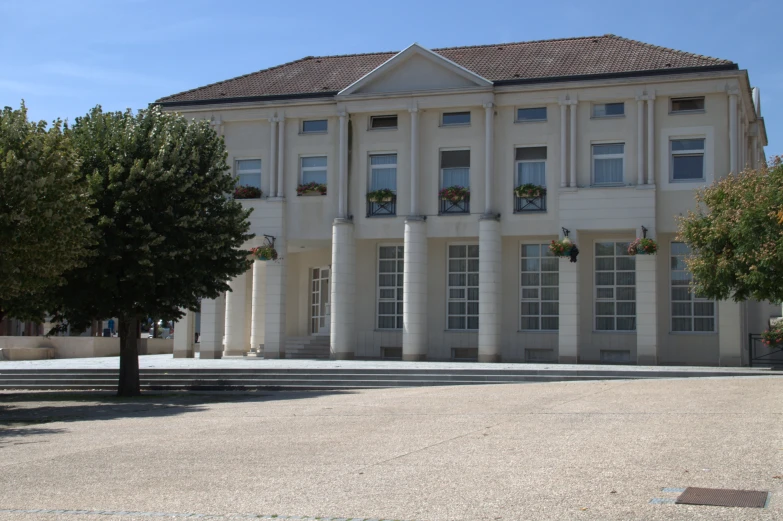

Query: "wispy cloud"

xmin=41 ymin=62 xmax=168 ymax=88
xmin=0 ymin=79 xmax=79 ymax=97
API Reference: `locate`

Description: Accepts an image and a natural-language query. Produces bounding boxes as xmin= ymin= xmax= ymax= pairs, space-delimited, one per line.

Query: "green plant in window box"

xmin=296 ymin=182 xmax=327 ymax=196
xmin=438 ymin=185 xmax=470 ymax=202
xmin=514 ymin=183 xmax=547 ymax=199
xmin=367 ymin=188 xmax=395 ymax=203
xmin=233 ymin=185 xmax=262 ymax=199
xmin=628 ymin=238 xmax=658 ymax=255
xmin=249 ymin=245 xmax=278 ymax=261
xmin=761 ymin=322 xmax=783 ymax=348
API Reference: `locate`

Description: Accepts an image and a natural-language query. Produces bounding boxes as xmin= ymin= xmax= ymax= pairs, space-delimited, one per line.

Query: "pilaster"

xmin=330 ymin=218 xmax=356 ymax=360
xmin=718 ymin=299 xmax=743 ymax=366
xmin=223 ymin=270 xmax=250 ymax=357
xmin=558 ymin=230 xmax=579 ymax=364
xmin=199 ymin=294 xmax=225 ymax=359
xmin=173 ymin=309 xmax=195 ymax=358
xmin=263 ymin=238 xmax=287 ymax=359
xmin=478 ymin=215 xmax=501 ymax=362
xmin=249 ymin=259 xmax=266 ymax=355
xmin=635 ymin=232 xmax=658 ymax=365
xmin=403 ymin=216 xmax=428 ymax=361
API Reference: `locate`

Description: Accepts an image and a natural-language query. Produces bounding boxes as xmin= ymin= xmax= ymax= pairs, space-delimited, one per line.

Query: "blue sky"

xmin=1 ymin=0 xmax=779 ymax=156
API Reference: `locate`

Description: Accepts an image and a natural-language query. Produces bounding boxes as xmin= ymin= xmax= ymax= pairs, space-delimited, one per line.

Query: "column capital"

xmin=337 ymin=110 xmax=347 ymax=118
xmin=726 ymin=84 xmax=740 ymax=97
xmin=408 ymin=106 xmax=419 ymax=113
xmin=483 ymin=101 xmax=494 ymax=109
xmin=558 ymin=94 xmax=578 ymax=105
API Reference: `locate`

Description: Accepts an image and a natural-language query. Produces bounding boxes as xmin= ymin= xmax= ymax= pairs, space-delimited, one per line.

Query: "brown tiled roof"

xmin=157 ymin=35 xmax=735 ymax=105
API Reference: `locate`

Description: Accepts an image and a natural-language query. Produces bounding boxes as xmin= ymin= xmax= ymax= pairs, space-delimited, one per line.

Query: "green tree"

xmin=57 ymin=106 xmax=253 ymax=396
xmin=677 ymin=157 xmax=783 ymax=303
xmin=0 ymin=103 xmax=94 ymax=323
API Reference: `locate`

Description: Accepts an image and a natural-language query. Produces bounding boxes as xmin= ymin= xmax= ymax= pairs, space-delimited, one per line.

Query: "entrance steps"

xmin=0 ymin=366 xmax=774 ymax=392
xmin=282 ymin=336 xmax=330 ymax=359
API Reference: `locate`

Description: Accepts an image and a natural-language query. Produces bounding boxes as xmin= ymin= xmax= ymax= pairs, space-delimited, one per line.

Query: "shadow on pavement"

xmin=0 ymin=390 xmax=353 ymax=440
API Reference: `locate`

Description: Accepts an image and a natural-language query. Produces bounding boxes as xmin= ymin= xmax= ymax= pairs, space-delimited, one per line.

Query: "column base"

xmin=477 ymin=353 xmax=500 ymax=363
xmin=173 ymin=349 xmax=194 ymax=359
xmin=558 ymin=355 xmax=577 ymax=364
xmin=637 ymin=354 xmax=658 ymax=366
xmin=331 ymin=352 xmax=355 ymax=360
xmin=199 ymin=351 xmax=222 ymax=360
xmin=222 ymin=349 xmax=245 ymax=357
xmin=402 ymin=353 xmax=427 ymax=361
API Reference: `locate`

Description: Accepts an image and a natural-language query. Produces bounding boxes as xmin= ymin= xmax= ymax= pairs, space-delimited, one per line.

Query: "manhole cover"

xmin=676 ymin=487 xmax=768 ymax=508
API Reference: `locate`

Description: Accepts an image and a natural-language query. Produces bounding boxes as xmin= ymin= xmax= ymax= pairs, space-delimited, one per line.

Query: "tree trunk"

xmin=118 ymin=315 xmax=141 ymax=396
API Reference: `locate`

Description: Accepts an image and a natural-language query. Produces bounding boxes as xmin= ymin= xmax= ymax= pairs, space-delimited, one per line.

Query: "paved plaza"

xmin=1 ymin=376 xmax=782 ymax=520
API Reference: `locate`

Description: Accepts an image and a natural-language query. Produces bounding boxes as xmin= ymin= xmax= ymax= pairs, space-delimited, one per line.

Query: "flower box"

xmin=296 ymin=182 xmax=327 ymax=196
xmin=761 ymin=323 xmax=783 ymax=348
xmin=234 ymin=185 xmax=262 ymax=199
xmin=367 ymin=188 xmax=395 ymax=203
xmin=514 ymin=183 xmax=547 ymax=199
xmin=438 ymin=185 xmax=470 ymax=202
xmin=628 ymin=238 xmax=658 ymax=256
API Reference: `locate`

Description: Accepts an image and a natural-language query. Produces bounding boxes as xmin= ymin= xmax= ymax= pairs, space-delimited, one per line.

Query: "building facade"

xmin=159 ymin=35 xmax=774 ymax=365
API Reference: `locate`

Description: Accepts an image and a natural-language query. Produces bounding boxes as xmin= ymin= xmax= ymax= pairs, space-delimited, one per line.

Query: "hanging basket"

xmin=250 ymin=245 xmax=278 ymax=261
xmin=628 ymin=238 xmax=658 ymax=256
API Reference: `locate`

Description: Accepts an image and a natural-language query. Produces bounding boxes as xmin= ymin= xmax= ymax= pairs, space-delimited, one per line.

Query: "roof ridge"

xmin=310 ymin=49 xmax=398 ymax=60
xmin=157 ymin=56 xmax=314 ymax=102
xmin=604 ymin=34 xmax=733 ymax=64
xmin=431 ymin=34 xmax=605 ymax=52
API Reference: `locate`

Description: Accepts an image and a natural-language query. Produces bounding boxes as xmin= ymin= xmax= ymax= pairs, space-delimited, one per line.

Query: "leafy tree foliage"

xmin=677 ymin=158 xmax=783 ymax=303
xmin=0 ymin=103 xmax=93 ymax=323
xmin=57 ymin=106 xmax=252 ymax=395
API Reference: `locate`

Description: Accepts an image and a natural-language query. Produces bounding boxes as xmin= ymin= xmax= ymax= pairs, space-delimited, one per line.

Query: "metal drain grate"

xmin=676 ymin=487 xmax=768 ymax=508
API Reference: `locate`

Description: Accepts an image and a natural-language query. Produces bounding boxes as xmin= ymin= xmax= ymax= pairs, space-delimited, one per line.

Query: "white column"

xmin=569 ymin=101 xmax=577 ymax=188
xmin=264 ymin=237 xmax=287 ymax=358
xmin=483 ymin=102 xmax=494 ymax=213
xmin=199 ymin=293 xmax=225 ymax=359
xmin=276 ymin=116 xmax=285 ymax=197
xmin=635 ymin=229 xmax=657 ymax=365
xmin=223 ymin=270 xmax=249 ymax=356
xmin=330 ymin=219 xmax=356 ymax=359
xmin=558 ymin=231 xmax=579 ymax=364
xmin=718 ymin=300 xmax=743 ymax=366
xmin=403 ymin=217 xmax=428 ymax=360
xmin=268 ymin=117 xmax=278 ymax=197
xmin=751 ymin=135 xmax=759 ymax=169
xmin=338 ymin=111 xmax=348 ymax=218
xmin=478 ymin=217 xmax=502 ymax=362
xmin=637 ymin=98 xmax=645 ymax=185
xmin=729 ymin=93 xmax=738 ymax=173
xmin=560 ymin=102 xmax=568 ymax=188
xmin=646 ymin=95 xmax=655 ymax=185
xmin=409 ymin=107 xmax=420 ymax=215
xmin=173 ymin=309 xmax=195 ymax=358
xmin=249 ymin=260 xmax=266 ymax=354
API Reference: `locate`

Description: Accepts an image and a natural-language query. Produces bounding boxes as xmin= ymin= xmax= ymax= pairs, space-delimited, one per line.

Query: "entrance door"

xmin=310 ymin=266 xmax=331 ymax=335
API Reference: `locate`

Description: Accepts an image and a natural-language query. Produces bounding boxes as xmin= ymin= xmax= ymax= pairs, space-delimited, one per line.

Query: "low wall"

xmin=0 ymin=336 xmax=173 ymax=360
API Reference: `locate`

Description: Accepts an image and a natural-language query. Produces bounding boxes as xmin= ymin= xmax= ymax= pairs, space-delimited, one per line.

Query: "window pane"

xmin=449 ymin=288 xmax=465 ymax=299
xmin=672 ymin=318 xmax=692 ymax=332
xmin=596 ymin=257 xmax=614 ymax=271
xmin=516 ymin=146 xmax=547 ymax=161
xmin=616 ymin=317 xmax=636 ymax=330
xmin=517 ymin=107 xmax=547 ymax=121
xmin=671 ymin=287 xmax=691 ymax=301
xmin=671 ymin=242 xmax=690 ymax=255
xmin=596 ymin=302 xmax=615 ymax=315
xmin=541 ymin=258 xmax=558 ymax=271
xmin=617 ymin=302 xmax=635 ymax=316
xmin=596 ymin=272 xmax=614 ymax=286
xmin=442 ymin=167 xmax=470 ymax=188
xmin=595 ymin=242 xmax=615 ymax=255
xmin=449 ymin=245 xmax=466 ymax=258
xmin=694 ymin=318 xmax=715 ymax=332
xmin=521 ymin=317 xmax=539 ymax=330
xmin=616 ymin=287 xmax=635 ymax=301
xmin=517 ymin=161 xmax=546 ymax=186
xmin=237 ymin=173 xmax=261 ymax=189
xmin=595 ymin=158 xmax=624 ymax=184
xmin=521 ymin=302 xmax=540 ymax=315
xmin=616 ymin=257 xmax=635 ymax=270
xmin=596 ymin=317 xmax=614 ymax=330
xmin=302 ymin=120 xmax=327 ymax=133
xmin=541 ymin=302 xmax=559 ymax=315
xmin=522 ymin=288 xmax=539 ymax=299
xmin=521 ymin=273 xmax=540 ymax=286
xmin=672 ymin=139 xmax=705 ymax=151
xmin=442 ymin=112 xmax=471 ymax=125
xmin=671 ymin=97 xmax=705 ymax=112
xmin=302 ymin=170 xmax=327 ymax=184
xmin=301 ymin=156 xmax=327 ymax=168
xmin=237 ymin=159 xmax=261 ymax=172
xmin=616 ymin=272 xmax=636 ymax=286
xmin=593 ymin=144 xmax=625 ymax=155
xmin=693 ymin=302 xmax=714 ymax=316
xmin=594 ymin=102 xmax=624 ymax=117
xmin=371 ymin=115 xmax=398 ymax=129
xmin=521 ymin=258 xmax=540 ymax=272
xmin=672 ymin=303 xmax=691 ymax=316
xmin=467 ymin=245 xmax=479 ymax=257
xmin=672 ymin=155 xmax=704 ymax=180
xmin=541 ymin=317 xmax=559 ymax=330
xmin=541 ymin=273 xmax=558 ymax=286
xmin=597 ymin=288 xmax=613 ymax=299
xmin=521 ymin=244 xmax=540 ymax=257
xmin=441 ymin=150 xmax=471 ymax=168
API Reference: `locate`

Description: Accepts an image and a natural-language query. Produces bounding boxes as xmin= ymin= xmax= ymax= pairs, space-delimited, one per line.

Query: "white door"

xmin=310 ymin=267 xmax=331 ymax=335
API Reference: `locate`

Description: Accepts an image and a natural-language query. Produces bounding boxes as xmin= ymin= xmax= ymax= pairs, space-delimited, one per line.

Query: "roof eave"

xmin=155 ymin=91 xmax=339 ymax=109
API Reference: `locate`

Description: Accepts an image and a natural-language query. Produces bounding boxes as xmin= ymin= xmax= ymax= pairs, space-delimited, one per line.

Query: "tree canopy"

xmin=55 ymin=106 xmax=253 ymax=395
xmin=677 ymin=157 xmax=783 ymax=303
xmin=0 ymin=103 xmax=94 ymax=323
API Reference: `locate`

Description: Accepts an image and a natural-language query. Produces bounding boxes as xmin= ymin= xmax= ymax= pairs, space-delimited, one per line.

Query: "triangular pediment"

xmin=338 ymin=43 xmax=492 ymax=96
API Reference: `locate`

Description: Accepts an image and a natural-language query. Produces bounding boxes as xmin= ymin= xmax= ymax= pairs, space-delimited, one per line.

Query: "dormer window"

xmin=370 ymin=115 xmax=398 ymax=130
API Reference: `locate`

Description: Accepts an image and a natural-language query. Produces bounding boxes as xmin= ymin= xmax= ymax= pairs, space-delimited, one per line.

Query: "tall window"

xmin=369 ymin=154 xmax=397 ymax=192
xmin=300 ymin=156 xmax=327 ymax=184
xmin=520 ymin=244 xmax=559 ymax=330
xmin=516 ymin=147 xmax=547 ymax=187
xmin=595 ymin=241 xmax=636 ymax=331
xmin=447 ymin=245 xmax=479 ymax=330
xmin=671 ymin=242 xmax=715 ymax=332
xmin=441 ymin=150 xmax=470 ymax=188
xmin=377 ymin=246 xmax=403 ymax=329
xmin=592 ymin=143 xmax=625 ymax=185
xmin=236 ymin=159 xmax=261 ymax=189
xmin=670 ymin=139 xmax=705 ymax=181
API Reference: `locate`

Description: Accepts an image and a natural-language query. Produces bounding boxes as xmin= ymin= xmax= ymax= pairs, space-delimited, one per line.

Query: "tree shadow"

xmin=0 ymin=389 xmax=353 ymax=443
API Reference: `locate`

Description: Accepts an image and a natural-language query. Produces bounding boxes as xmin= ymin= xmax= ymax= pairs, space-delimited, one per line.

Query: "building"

xmin=158 ymin=35 xmax=774 ymax=365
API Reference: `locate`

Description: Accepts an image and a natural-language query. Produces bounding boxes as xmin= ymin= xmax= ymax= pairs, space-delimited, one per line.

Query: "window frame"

xmin=669 ymin=137 xmax=706 ymax=183
xmin=669 ymin=241 xmax=716 ymax=334
xmin=299 ymin=155 xmax=328 ymax=185
xmin=519 ymin=242 xmax=559 ymax=332
xmin=368 ymin=152 xmax=398 ymax=192
xmin=515 ymin=107 xmax=548 ymax=123
xmin=369 ymin=114 xmax=398 ymax=131
xmin=591 ymin=142 xmax=626 ymax=186
xmin=593 ymin=240 xmax=636 ymax=333
xmin=446 ymin=243 xmax=479 ymax=331
xmin=592 ymin=102 xmax=626 ymax=118
xmin=376 ymin=244 xmax=404 ymax=330
xmin=439 ymin=148 xmax=471 ymax=189
xmin=441 ymin=111 xmax=471 ymax=127
xmin=235 ymin=158 xmax=262 ymax=189
xmin=670 ymin=96 xmax=706 ymax=114
xmin=515 ymin=146 xmax=548 ymax=188
xmin=301 ymin=119 xmax=328 ymax=134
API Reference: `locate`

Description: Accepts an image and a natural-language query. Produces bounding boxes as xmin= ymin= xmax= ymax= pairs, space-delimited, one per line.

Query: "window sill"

xmin=517 ymin=330 xmax=558 ymax=333
xmin=299 ymin=131 xmax=328 ymax=136
xmin=669 ymin=110 xmax=706 ymax=115
xmin=590 ymin=115 xmax=626 ymax=120
xmin=514 ymin=119 xmax=547 ymax=124
xmin=444 ymin=329 xmax=479 ymax=333
xmin=440 ymin=123 xmax=471 ymax=128
xmin=668 ymin=331 xmax=717 ymax=335
xmin=368 ymin=127 xmax=398 ymax=132
xmin=591 ymin=330 xmax=637 ymax=334
xmin=670 ymin=178 xmax=706 ymax=184
xmin=589 ymin=183 xmax=629 ymax=188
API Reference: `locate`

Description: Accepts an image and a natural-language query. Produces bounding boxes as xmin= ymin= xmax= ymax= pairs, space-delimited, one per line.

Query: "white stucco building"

xmin=159 ymin=35 xmax=774 ymax=366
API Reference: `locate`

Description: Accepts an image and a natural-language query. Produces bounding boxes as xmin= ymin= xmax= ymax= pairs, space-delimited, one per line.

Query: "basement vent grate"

xmin=676 ymin=487 xmax=769 ymax=508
